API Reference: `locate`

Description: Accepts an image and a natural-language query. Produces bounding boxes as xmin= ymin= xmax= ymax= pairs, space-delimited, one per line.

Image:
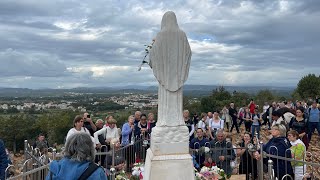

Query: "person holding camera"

xmin=83 ymin=113 xmax=97 ymax=136
xmin=208 ymin=111 xmax=224 ymax=140
xmin=248 ymin=99 xmax=256 ymax=114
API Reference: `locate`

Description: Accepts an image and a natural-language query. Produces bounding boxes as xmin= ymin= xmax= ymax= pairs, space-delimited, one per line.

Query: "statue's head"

xmin=161 ymin=11 xmax=179 ymax=30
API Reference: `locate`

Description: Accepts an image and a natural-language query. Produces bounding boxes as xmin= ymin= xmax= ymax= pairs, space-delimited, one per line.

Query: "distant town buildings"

xmin=109 ymin=93 xmax=158 ymax=109
xmin=0 ymin=93 xmax=159 ymax=112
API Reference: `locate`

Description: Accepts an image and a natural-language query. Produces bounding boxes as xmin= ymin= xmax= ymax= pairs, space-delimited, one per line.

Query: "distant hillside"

xmin=0 ymin=85 xmax=295 ymax=97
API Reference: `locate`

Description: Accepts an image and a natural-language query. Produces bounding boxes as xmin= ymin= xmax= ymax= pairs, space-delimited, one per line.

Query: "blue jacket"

xmin=121 ymin=122 xmax=132 ymax=146
xmin=263 ymin=137 xmax=294 ymax=179
xmin=46 ymin=158 xmax=107 ymax=180
xmin=0 ymin=139 xmax=8 ymax=180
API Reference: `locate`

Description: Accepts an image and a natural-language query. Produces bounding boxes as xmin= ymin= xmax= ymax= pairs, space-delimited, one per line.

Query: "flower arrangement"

xmin=115 ymin=170 xmax=129 ymax=180
xmin=195 ymin=166 xmax=226 ymax=180
xmin=198 ymin=146 xmax=210 ymax=154
xmin=131 ymin=163 xmax=144 ymax=180
xmin=138 ymin=39 xmax=155 ymax=71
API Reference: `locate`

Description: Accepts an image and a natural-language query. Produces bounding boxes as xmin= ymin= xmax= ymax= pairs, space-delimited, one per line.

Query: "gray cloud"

xmin=0 ymin=0 xmax=319 ymax=88
xmin=0 ymin=48 xmax=69 ymax=77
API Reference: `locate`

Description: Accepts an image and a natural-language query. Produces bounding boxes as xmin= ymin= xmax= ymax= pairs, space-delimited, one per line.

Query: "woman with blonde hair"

xmin=222 ymin=106 xmax=231 ymax=131
xmin=147 ymin=112 xmax=156 ymax=133
xmin=122 ymin=115 xmax=135 ymax=171
xmin=184 ymin=110 xmax=195 ymax=141
xmin=197 ymin=112 xmax=207 ymax=132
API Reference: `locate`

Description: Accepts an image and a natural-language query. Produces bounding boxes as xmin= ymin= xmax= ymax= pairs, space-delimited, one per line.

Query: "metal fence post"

xmin=52 ymin=149 xmax=56 ymax=160
xmin=109 ymin=143 xmax=116 ymax=180
xmin=268 ymin=159 xmax=274 ymax=180
xmin=24 ymin=140 xmax=28 ymax=161
xmin=23 ymin=140 xmax=28 ymax=180
xmin=258 ymin=141 xmax=264 ymax=180
xmin=112 ymin=143 xmax=115 ymax=168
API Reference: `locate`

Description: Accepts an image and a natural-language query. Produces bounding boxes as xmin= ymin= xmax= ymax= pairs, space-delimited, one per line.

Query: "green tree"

xmin=183 ymin=96 xmax=201 ymax=115
xmin=296 ymin=74 xmax=320 ymax=99
xmin=0 ymin=114 xmax=38 ymax=152
xmin=231 ymin=91 xmax=250 ymax=107
xmin=291 ymin=89 xmax=302 ymax=100
xmin=200 ymin=86 xmax=232 ymax=112
xmin=255 ymin=89 xmax=275 ymax=106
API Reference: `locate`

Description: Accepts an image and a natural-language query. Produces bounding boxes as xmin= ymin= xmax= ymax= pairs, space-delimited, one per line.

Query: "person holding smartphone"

xmin=83 ymin=112 xmax=97 ymax=136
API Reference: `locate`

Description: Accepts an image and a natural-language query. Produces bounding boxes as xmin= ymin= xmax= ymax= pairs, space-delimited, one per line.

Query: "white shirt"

xmin=209 ymin=119 xmax=224 ymax=130
xmin=272 ymin=117 xmax=284 ymax=127
xmin=206 ymin=117 xmax=212 ymax=127
xmin=263 ymin=105 xmax=270 ymax=113
xmin=197 ymin=120 xmax=206 ymax=131
xmin=66 ymin=127 xmax=94 ymax=142
xmin=94 ymin=126 xmax=119 ymax=144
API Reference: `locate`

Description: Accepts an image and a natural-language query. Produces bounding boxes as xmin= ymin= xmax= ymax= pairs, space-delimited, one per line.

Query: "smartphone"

xmin=87 ymin=115 xmax=90 ymax=118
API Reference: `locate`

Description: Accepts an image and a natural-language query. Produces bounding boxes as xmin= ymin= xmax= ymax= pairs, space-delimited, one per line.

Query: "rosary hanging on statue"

xmin=138 ymin=39 xmax=155 ymax=71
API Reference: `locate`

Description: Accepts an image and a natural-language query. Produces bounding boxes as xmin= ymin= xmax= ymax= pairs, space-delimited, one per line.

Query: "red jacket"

xmin=249 ymin=103 xmax=256 ymax=114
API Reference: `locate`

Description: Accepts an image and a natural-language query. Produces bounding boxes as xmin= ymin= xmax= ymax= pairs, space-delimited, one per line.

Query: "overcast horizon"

xmin=0 ymin=0 xmax=319 ymax=89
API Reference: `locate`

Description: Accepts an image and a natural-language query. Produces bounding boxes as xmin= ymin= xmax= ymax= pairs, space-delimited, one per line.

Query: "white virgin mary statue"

xmin=149 ymin=11 xmax=192 ymax=127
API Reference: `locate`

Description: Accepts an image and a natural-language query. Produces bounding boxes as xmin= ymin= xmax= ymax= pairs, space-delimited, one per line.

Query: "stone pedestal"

xmin=142 ymin=11 xmax=194 ymax=180
xmin=143 ymin=126 xmax=194 ymax=180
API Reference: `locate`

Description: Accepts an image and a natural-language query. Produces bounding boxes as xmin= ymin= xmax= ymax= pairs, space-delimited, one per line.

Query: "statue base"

xmin=143 ymin=126 xmax=194 ymax=180
xmin=143 ymin=149 xmax=194 ymax=180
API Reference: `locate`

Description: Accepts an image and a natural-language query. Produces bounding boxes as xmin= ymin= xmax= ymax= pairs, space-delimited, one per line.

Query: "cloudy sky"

xmin=0 ymin=0 xmax=319 ymax=89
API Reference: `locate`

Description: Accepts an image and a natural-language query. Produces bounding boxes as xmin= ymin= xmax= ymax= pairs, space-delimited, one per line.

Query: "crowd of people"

xmin=188 ymin=99 xmax=320 ymax=180
xmin=1 ymin=98 xmax=319 ymax=179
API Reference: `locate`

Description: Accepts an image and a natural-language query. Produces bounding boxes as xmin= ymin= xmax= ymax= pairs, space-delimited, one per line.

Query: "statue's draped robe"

xmin=149 ymin=12 xmax=191 ymax=126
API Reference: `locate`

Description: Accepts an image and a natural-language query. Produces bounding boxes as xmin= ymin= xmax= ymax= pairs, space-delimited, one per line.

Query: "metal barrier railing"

xmin=102 ymin=138 xmax=149 ymax=180
xmin=7 ymin=134 xmax=319 ymax=180
xmin=5 ymin=140 xmax=59 ymax=180
xmin=6 ymin=136 xmax=149 ymax=180
xmin=190 ymin=139 xmax=319 ymax=180
xmin=6 ymin=164 xmax=50 ymax=180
